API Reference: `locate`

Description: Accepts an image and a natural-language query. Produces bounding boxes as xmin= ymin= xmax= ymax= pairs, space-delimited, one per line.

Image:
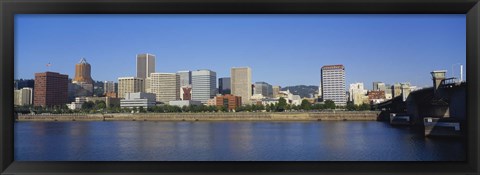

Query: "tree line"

xmin=15 ymin=97 xmax=372 ymax=114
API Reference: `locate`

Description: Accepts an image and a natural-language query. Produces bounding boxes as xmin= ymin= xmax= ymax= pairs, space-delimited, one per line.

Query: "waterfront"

xmin=14 ymin=121 xmax=466 ymax=161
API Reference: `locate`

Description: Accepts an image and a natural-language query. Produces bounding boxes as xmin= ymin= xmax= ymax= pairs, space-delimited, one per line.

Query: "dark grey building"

xmin=254 ymin=81 xmax=273 ymax=98
xmin=14 ymin=79 xmax=35 ymax=90
xmin=218 ymin=77 xmax=231 ymax=95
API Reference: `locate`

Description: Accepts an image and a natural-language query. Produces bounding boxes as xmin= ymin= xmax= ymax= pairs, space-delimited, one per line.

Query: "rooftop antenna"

xmin=460 ymin=64 xmax=463 ymax=82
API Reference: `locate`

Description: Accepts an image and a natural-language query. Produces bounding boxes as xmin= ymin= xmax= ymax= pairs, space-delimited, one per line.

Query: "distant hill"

xmin=281 ymin=85 xmax=319 ymax=98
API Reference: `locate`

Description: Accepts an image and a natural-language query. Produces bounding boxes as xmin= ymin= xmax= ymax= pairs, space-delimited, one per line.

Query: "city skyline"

xmin=15 ymin=14 xmax=466 ymax=89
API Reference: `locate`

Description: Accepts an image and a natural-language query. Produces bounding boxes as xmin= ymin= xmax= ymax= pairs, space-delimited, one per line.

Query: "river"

xmin=14 ymin=121 xmax=466 ymax=161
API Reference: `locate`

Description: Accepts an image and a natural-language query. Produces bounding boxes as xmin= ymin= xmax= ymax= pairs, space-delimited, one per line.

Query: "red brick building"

xmin=215 ymin=94 xmax=242 ymax=110
xmin=34 ymin=72 xmax=69 ymax=107
xmin=368 ymin=90 xmax=386 ymax=100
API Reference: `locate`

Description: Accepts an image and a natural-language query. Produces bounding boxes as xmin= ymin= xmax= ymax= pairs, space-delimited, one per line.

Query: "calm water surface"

xmin=14 ymin=121 xmax=466 ymax=161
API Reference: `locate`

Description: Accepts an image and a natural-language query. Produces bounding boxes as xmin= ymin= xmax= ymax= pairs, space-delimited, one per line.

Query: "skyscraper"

xmin=373 ymin=82 xmax=386 ymax=91
xmin=104 ymin=81 xmax=115 ymax=94
xmin=136 ymin=53 xmax=155 ymax=79
xmin=73 ymin=58 xmax=94 ymax=84
xmin=118 ymin=77 xmax=144 ymax=99
xmin=254 ymin=82 xmax=273 ymax=98
xmin=177 ymin=71 xmax=192 ymax=100
xmin=218 ymin=77 xmax=231 ymax=95
xmin=349 ymin=83 xmax=367 ymax=105
xmin=34 ymin=72 xmax=69 ymax=107
xmin=392 ymin=83 xmax=402 ymax=97
xmin=272 ymin=86 xmax=281 ymax=98
xmin=177 ymin=71 xmax=192 ymax=87
xmin=104 ymin=81 xmax=117 ymax=98
xmin=72 ymin=58 xmax=94 ymax=96
xmin=192 ymin=70 xmax=216 ymax=103
xmin=321 ymin=65 xmax=346 ymax=106
xmin=231 ymin=67 xmax=252 ymax=104
xmin=150 ymin=73 xmax=180 ymax=103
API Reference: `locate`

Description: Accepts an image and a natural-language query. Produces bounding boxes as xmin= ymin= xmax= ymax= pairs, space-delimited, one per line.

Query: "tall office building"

xmin=392 ymin=83 xmax=402 ymax=97
xmin=103 ymin=81 xmax=117 ymax=98
xmin=145 ymin=77 xmax=152 ymax=93
xmin=14 ymin=79 xmax=35 ymax=90
xmin=191 ymin=70 xmax=217 ymax=103
xmin=104 ymin=81 xmax=115 ymax=94
xmin=177 ymin=71 xmax=192 ymax=87
xmin=272 ymin=86 xmax=281 ymax=98
xmin=349 ymin=83 xmax=367 ymax=105
xmin=177 ymin=71 xmax=192 ymax=100
xmin=118 ymin=77 xmax=144 ymax=99
xmin=73 ymin=58 xmax=94 ymax=84
xmin=231 ymin=67 xmax=252 ymax=104
xmin=136 ymin=53 xmax=155 ymax=79
xmin=218 ymin=77 xmax=231 ymax=95
xmin=321 ymin=65 xmax=347 ymax=106
xmin=34 ymin=72 xmax=69 ymax=107
xmin=373 ymin=82 xmax=386 ymax=91
xmin=14 ymin=87 xmax=33 ymax=106
xmin=150 ymin=73 xmax=180 ymax=103
xmin=254 ymin=82 xmax=273 ymax=98
xmin=72 ymin=58 xmax=94 ymax=96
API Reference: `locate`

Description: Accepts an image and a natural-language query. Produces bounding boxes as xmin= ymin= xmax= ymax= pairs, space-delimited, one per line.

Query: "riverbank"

xmin=16 ymin=111 xmax=381 ymax=122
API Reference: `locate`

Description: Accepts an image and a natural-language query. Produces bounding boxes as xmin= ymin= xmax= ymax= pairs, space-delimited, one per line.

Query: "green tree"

xmin=257 ymin=104 xmax=265 ymax=111
xmin=132 ymin=107 xmax=138 ymax=113
xmin=95 ymin=101 xmax=106 ymax=110
xmin=81 ymin=101 xmax=95 ymax=110
xmin=346 ymin=101 xmax=356 ymax=111
xmin=277 ymin=97 xmax=287 ymax=112
xmin=359 ymin=103 xmax=371 ymax=111
xmin=324 ymin=100 xmax=336 ymax=109
xmin=138 ymin=106 xmax=146 ymax=113
xmin=300 ymin=99 xmax=312 ymax=111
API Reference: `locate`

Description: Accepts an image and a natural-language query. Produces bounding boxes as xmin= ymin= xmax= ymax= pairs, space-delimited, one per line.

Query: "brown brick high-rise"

xmin=34 ymin=72 xmax=69 ymax=107
xmin=73 ymin=58 xmax=94 ymax=84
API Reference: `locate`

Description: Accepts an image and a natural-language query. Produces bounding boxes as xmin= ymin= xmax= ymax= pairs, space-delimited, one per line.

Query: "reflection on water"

xmin=14 ymin=121 xmax=466 ymax=161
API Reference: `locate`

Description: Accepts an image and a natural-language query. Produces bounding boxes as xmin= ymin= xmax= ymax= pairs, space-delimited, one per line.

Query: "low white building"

xmin=278 ymin=90 xmax=302 ymax=105
xmin=66 ymin=97 xmax=87 ymax=110
xmin=67 ymin=102 xmax=83 ymax=110
xmin=260 ymin=98 xmax=279 ymax=106
xmin=169 ymin=100 xmax=202 ymax=107
xmin=120 ymin=92 xmax=156 ymax=108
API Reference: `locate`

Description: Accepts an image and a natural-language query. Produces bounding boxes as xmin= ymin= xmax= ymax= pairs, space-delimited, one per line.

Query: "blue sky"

xmin=15 ymin=14 xmax=466 ymax=90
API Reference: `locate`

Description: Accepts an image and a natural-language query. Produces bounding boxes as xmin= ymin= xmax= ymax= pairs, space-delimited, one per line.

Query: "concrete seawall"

xmin=16 ymin=111 xmax=381 ymax=122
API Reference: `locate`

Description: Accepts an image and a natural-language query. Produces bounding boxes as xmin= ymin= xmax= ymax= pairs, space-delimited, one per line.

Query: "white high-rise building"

xmin=118 ymin=77 xmax=144 ymax=99
xmin=349 ymin=83 xmax=368 ymax=105
xmin=321 ymin=65 xmax=347 ymax=106
xmin=150 ymin=73 xmax=180 ymax=103
xmin=191 ymin=70 xmax=216 ymax=103
xmin=231 ymin=67 xmax=252 ymax=104
xmin=14 ymin=87 xmax=33 ymax=106
xmin=136 ymin=53 xmax=155 ymax=79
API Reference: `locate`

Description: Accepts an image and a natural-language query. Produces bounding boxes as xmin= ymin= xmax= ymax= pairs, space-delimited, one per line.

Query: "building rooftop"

xmin=321 ymin=64 xmax=344 ymax=69
xmin=78 ymin=58 xmax=88 ymax=64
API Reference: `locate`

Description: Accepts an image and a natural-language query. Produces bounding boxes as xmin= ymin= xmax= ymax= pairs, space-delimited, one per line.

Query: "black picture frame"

xmin=1 ymin=0 xmax=479 ymax=174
